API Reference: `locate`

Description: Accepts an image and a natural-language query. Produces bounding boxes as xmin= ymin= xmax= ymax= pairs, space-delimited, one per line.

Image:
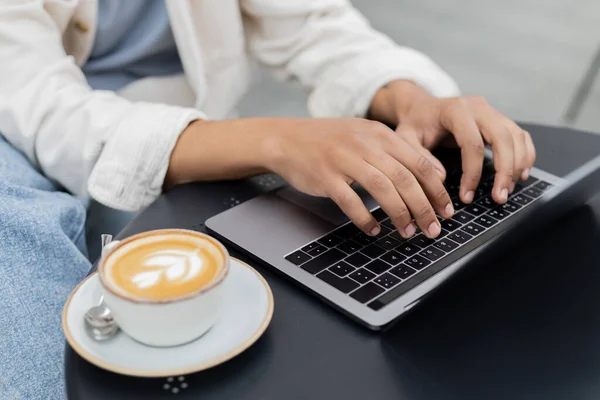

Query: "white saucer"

xmin=63 ymin=258 xmax=274 ymax=377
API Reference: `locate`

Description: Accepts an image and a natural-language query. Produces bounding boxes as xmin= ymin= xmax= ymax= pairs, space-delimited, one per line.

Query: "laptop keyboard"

xmin=284 ymin=163 xmax=555 ymax=310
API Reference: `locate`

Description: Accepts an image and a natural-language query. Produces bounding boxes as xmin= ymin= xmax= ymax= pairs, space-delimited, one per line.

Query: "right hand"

xmin=264 ymin=118 xmax=454 ymax=239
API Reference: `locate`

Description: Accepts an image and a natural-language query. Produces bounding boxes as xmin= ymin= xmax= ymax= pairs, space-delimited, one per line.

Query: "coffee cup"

xmin=98 ymin=229 xmax=229 ymax=347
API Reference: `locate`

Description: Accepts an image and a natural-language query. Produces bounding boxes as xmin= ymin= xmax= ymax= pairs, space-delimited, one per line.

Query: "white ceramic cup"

xmin=98 ymin=229 xmax=230 ymax=347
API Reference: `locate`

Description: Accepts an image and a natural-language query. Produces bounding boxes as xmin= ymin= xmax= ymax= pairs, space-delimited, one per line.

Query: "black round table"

xmin=66 ymin=124 xmax=600 ymax=400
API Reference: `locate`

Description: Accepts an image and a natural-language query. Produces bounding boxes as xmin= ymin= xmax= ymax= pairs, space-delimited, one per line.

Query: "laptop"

xmin=206 ymin=149 xmax=600 ymax=329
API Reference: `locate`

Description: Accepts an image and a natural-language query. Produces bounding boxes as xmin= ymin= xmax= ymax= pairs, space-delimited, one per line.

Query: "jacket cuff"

xmin=87 ymin=104 xmax=205 ymax=211
xmin=308 ymin=47 xmax=461 ymax=118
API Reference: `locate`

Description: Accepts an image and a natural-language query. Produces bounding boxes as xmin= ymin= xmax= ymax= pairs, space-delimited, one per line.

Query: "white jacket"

xmin=0 ymin=0 xmax=459 ymax=211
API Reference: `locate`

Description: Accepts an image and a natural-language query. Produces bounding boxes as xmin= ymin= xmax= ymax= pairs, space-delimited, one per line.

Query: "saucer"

xmin=63 ymin=258 xmax=274 ymax=377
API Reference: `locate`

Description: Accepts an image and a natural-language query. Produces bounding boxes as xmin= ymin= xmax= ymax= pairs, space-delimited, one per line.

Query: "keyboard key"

xmin=454 ymin=212 xmax=474 ymax=224
xmin=514 ymin=175 xmax=538 ymax=192
xmin=361 ymin=244 xmax=386 ymax=258
xmin=534 ymin=180 xmax=553 ymax=191
xmin=510 ymin=193 xmax=534 ymax=206
xmin=473 ymin=187 xmax=488 ymax=202
xmin=316 ymin=270 xmax=359 ymax=293
xmin=478 ymin=178 xmax=494 ymax=191
xmin=317 ymin=233 xmax=344 ymax=248
xmin=477 ymin=196 xmax=495 ymax=208
xmin=334 ymin=223 xmax=361 ymax=239
xmin=452 ymin=198 xmax=467 ymax=211
xmin=391 ymin=263 xmax=418 ymax=280
xmin=329 ymin=261 xmax=355 ymax=277
xmin=306 ymin=244 xmax=327 ymax=257
xmin=387 ymin=230 xmax=406 ymax=242
xmin=501 ymin=201 xmax=521 ymax=213
xmin=375 ymin=236 xmax=401 ymax=250
xmin=345 ymin=252 xmax=370 ymax=268
xmin=285 ymin=250 xmax=311 ymax=266
xmin=381 ymin=218 xmax=395 ymax=229
xmin=300 ymin=248 xmax=345 ymax=274
xmin=475 ymin=215 xmax=498 ymax=228
xmin=464 ymin=204 xmax=487 ymax=216
xmin=374 ymin=273 xmax=401 ymax=289
xmin=301 ymin=242 xmax=321 ymax=253
xmin=396 ymin=242 xmax=421 ymax=257
xmin=380 ymin=250 xmax=406 ymax=266
xmin=434 ymin=238 xmax=459 ymax=252
xmin=350 ymin=282 xmax=385 ymax=303
xmin=354 ymin=232 xmax=378 ymax=246
xmin=421 ymin=246 xmax=445 ymax=262
xmin=409 ymin=234 xmax=434 ymax=248
xmin=462 ymin=222 xmax=485 ymax=236
xmin=405 ymin=255 xmax=431 ymax=270
xmin=336 ymin=239 xmax=362 ymax=254
xmin=349 ymin=268 xmax=376 ymax=284
xmin=488 ymin=207 xmax=510 ymax=220
xmin=446 ymin=184 xmax=460 ymax=198
xmin=447 ymin=230 xmax=473 ymax=244
xmin=364 ymin=259 xmax=393 ymax=275
xmin=523 ymin=186 xmax=543 ymax=198
xmin=441 ymin=219 xmax=462 ymax=232
xmin=371 ymin=208 xmax=388 ymax=221
xmin=375 ymin=225 xmax=392 ymax=238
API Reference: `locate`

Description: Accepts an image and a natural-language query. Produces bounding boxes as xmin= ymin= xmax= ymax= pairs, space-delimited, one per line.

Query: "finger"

xmin=351 ymin=162 xmax=417 ymax=238
xmin=383 ymin=138 xmax=454 ymax=220
xmin=368 ymin=152 xmax=442 ymax=238
xmin=504 ymin=121 xmax=528 ymax=190
xmin=522 ymin=130 xmax=536 ymax=180
xmin=474 ymin=113 xmax=514 ymax=204
xmin=439 ymin=101 xmax=484 ymax=204
xmin=397 ymin=127 xmax=447 ymax=180
xmin=328 ymin=179 xmax=380 ymax=236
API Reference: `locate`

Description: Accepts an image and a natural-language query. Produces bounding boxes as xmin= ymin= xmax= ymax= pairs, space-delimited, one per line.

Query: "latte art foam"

xmin=103 ymin=232 xmax=225 ymax=301
xmin=133 ymin=249 xmax=205 ymax=289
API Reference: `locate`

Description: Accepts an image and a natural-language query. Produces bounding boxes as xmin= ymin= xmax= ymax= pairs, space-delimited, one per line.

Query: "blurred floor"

xmin=237 ymin=0 xmax=600 ymax=133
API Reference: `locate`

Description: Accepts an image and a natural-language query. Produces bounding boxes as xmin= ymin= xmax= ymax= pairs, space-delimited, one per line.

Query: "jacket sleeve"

xmin=241 ymin=0 xmax=460 ymax=118
xmin=0 ymin=1 xmax=204 ymax=211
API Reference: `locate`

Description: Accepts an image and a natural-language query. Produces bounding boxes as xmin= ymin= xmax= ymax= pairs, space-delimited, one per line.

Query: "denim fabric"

xmin=0 ymin=135 xmax=90 ymax=399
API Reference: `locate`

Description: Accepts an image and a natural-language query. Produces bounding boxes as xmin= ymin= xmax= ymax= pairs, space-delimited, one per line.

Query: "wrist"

xmin=164 ymin=119 xmax=273 ymax=190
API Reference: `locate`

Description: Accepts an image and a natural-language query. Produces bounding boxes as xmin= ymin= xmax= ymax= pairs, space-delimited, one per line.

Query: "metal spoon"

xmin=84 ymin=234 xmax=119 ymax=341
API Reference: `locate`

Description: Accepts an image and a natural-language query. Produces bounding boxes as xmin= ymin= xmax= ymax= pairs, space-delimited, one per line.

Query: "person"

xmin=0 ymin=0 xmax=536 ymax=398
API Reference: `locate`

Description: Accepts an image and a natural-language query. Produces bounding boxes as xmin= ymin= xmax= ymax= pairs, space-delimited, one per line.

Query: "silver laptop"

xmin=206 ymin=151 xmax=600 ymax=329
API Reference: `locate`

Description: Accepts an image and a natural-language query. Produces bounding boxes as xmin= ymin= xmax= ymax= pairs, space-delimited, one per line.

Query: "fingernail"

xmin=509 ymin=181 xmax=515 ymax=193
xmin=369 ymin=226 xmax=381 ymax=236
xmin=444 ymin=203 xmax=454 ymax=217
xmin=500 ymin=188 xmax=508 ymax=202
xmin=464 ymin=191 xmax=474 ymax=203
xmin=428 ymin=221 xmax=441 ymax=237
xmin=404 ymin=223 xmax=416 ymax=238
xmin=522 ymin=168 xmax=530 ymax=180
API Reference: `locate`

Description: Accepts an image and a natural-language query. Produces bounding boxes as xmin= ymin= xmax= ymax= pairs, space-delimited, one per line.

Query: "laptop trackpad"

xmin=276 ymin=185 xmax=378 ymax=225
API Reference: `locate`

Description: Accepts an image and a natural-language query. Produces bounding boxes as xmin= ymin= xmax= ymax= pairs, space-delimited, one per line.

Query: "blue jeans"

xmin=0 ymin=136 xmax=90 ymax=399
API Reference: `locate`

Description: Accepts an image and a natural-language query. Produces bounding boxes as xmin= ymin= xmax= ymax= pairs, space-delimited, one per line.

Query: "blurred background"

xmin=238 ymin=0 xmax=600 ymax=133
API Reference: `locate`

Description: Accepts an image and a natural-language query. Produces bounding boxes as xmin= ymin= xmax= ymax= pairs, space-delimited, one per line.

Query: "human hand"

xmin=368 ymin=80 xmax=536 ymax=205
xmin=263 ymin=118 xmax=454 ymax=239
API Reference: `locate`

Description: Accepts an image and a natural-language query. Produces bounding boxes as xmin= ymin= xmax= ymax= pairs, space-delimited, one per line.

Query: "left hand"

xmin=368 ymin=80 xmax=536 ymax=205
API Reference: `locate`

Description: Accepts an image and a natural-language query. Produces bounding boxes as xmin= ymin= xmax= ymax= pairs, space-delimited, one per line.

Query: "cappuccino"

xmin=103 ymin=231 xmax=225 ymax=301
